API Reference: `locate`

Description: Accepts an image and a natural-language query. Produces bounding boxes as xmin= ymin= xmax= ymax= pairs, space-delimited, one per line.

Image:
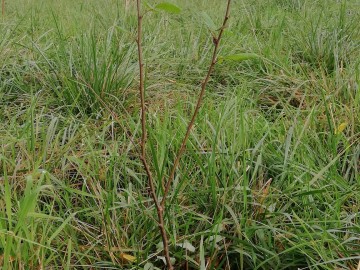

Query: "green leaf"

xmin=201 ymin=11 xmax=217 ymax=32
xmin=219 ymin=53 xmax=259 ymax=63
xmin=155 ymin=2 xmax=181 ymax=14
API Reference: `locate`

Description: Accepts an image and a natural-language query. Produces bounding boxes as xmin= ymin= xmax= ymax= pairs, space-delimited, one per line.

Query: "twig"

xmin=161 ymin=0 xmax=232 ymax=207
xmin=2 ymin=0 xmax=5 ymax=16
xmin=135 ymin=0 xmax=173 ymax=268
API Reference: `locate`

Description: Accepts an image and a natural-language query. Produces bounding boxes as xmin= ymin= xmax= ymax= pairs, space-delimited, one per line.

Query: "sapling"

xmin=135 ymin=1 xmax=232 ymax=268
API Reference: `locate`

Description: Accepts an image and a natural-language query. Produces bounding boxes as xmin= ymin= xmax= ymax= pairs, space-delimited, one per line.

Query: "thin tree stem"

xmin=136 ymin=0 xmax=231 ymax=268
xmin=136 ymin=0 xmax=173 ymax=268
xmin=2 ymin=0 xmax=5 ymax=16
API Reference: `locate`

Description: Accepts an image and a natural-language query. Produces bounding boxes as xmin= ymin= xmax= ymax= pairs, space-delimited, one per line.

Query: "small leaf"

xmin=219 ymin=53 xmax=259 ymax=62
xmin=120 ymin=253 xmax=136 ymax=263
xmin=144 ymin=262 xmax=160 ymax=270
xmin=201 ymin=11 xmax=217 ymax=32
xmin=176 ymin=240 xmax=196 ymax=252
xmin=267 ymin=203 xmax=276 ymax=212
xmin=155 ymin=2 xmax=181 ymax=14
xmin=206 ymin=235 xmax=224 ymax=249
xmin=156 ymin=241 xmax=164 ymax=252
xmin=335 ymin=122 xmax=348 ymax=134
xmin=208 ymin=235 xmax=224 ymax=244
xmin=157 ymin=256 xmax=176 ymax=265
xmin=144 ymin=263 xmax=152 ymax=270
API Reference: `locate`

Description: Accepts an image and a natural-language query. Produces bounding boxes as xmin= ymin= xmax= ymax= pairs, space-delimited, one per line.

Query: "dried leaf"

xmin=176 ymin=240 xmax=196 ymax=252
xmin=335 ymin=122 xmax=348 ymax=134
xmin=144 ymin=262 xmax=161 ymax=270
xmin=120 ymin=253 xmax=136 ymax=263
xmin=208 ymin=235 xmax=224 ymax=244
xmin=156 ymin=241 xmax=164 ymax=252
xmin=157 ymin=256 xmax=176 ymax=265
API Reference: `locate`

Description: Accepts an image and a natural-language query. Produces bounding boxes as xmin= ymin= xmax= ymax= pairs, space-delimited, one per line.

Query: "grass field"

xmin=0 ymin=0 xmax=359 ymax=269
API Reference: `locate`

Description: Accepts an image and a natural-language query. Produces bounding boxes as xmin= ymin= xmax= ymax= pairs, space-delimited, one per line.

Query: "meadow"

xmin=0 ymin=0 xmax=359 ymax=269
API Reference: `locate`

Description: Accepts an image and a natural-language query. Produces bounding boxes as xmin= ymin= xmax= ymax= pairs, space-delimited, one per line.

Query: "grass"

xmin=0 ymin=0 xmax=359 ymax=269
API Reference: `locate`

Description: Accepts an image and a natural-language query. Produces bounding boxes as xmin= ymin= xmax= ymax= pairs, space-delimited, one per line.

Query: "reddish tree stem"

xmin=135 ymin=0 xmax=173 ymax=268
xmin=136 ymin=0 xmax=232 ymax=269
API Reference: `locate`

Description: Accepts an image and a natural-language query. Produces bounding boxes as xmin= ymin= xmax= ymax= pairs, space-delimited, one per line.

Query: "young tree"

xmin=135 ymin=1 xmax=232 ymax=268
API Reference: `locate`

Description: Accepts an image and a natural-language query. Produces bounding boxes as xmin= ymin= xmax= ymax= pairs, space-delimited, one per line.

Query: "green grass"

xmin=0 ymin=0 xmax=359 ymax=269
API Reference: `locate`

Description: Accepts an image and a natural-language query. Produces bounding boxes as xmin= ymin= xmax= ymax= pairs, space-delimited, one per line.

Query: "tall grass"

xmin=0 ymin=0 xmax=359 ymax=269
